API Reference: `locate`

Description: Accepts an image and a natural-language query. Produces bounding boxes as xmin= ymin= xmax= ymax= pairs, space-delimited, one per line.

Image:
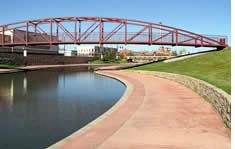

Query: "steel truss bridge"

xmin=0 ymin=16 xmax=227 ymax=49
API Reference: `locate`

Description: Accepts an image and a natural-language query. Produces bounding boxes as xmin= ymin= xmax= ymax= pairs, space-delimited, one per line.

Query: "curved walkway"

xmin=56 ymin=70 xmax=230 ymax=149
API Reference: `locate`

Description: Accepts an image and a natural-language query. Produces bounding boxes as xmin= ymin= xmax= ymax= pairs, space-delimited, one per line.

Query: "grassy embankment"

xmin=130 ymin=47 xmax=231 ymax=94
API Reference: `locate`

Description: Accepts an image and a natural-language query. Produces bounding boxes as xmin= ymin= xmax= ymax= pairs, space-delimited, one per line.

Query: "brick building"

xmin=119 ymin=50 xmax=132 ymax=55
xmin=0 ymin=29 xmax=59 ymax=51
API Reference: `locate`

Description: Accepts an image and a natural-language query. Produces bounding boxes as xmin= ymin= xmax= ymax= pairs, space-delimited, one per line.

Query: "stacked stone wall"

xmin=136 ymin=71 xmax=231 ymax=128
xmin=0 ymin=52 xmax=97 ymax=66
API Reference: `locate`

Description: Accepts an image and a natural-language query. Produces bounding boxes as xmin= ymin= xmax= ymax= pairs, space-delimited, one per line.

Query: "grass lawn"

xmin=91 ymin=59 xmax=127 ymax=64
xmin=0 ymin=64 xmax=22 ymax=69
xmin=130 ymin=47 xmax=231 ymax=94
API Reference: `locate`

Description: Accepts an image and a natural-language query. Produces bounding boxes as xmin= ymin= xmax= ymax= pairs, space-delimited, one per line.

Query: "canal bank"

xmin=0 ymin=64 xmax=230 ymax=148
xmin=48 ymin=70 xmax=230 ymax=149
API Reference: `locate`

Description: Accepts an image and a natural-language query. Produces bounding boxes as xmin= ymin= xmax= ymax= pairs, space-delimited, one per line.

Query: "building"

xmin=0 ymin=29 xmax=59 ymax=51
xmin=0 ymin=32 xmax=12 ymax=43
xmin=64 ymin=50 xmax=77 ymax=56
xmin=153 ymin=46 xmax=176 ymax=56
xmin=77 ymin=45 xmax=117 ymax=57
xmin=119 ymin=50 xmax=132 ymax=55
xmin=135 ymin=51 xmax=153 ymax=56
xmin=58 ymin=48 xmax=65 ymax=54
xmin=77 ymin=46 xmax=99 ymax=57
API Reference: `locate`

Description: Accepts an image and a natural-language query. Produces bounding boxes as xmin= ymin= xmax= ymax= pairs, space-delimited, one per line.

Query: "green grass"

xmin=130 ymin=47 xmax=231 ymax=94
xmin=0 ymin=64 xmax=22 ymax=69
xmin=91 ymin=59 xmax=128 ymax=64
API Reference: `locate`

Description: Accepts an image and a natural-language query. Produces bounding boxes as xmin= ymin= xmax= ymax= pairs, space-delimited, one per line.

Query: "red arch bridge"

xmin=0 ymin=16 xmax=227 ymax=49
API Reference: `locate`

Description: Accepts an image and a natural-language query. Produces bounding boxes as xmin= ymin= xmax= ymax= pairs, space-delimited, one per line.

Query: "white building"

xmin=77 ymin=45 xmax=117 ymax=57
xmin=64 ymin=50 xmax=77 ymax=56
xmin=0 ymin=29 xmax=14 ymax=43
xmin=77 ymin=46 xmax=100 ymax=57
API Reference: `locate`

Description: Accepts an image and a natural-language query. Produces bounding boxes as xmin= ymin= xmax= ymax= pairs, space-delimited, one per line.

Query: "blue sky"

xmin=0 ymin=0 xmax=230 ymax=52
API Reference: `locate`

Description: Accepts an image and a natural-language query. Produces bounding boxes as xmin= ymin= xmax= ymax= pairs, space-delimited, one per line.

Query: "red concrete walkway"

xmin=55 ymin=70 xmax=230 ymax=149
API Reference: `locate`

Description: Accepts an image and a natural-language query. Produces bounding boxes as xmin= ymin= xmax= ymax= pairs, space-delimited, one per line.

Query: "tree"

xmin=126 ymin=52 xmax=134 ymax=56
xmin=119 ymin=54 xmax=124 ymax=60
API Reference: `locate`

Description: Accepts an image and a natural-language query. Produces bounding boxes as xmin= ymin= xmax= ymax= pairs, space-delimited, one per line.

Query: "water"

xmin=0 ymin=67 xmax=126 ymax=149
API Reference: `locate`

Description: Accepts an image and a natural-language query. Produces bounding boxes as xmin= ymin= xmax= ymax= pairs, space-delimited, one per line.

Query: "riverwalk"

xmin=0 ymin=65 xmax=230 ymax=148
xmin=55 ymin=70 xmax=230 ymax=149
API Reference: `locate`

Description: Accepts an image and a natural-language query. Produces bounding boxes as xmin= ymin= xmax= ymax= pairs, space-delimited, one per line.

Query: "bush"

xmin=101 ymin=51 xmax=115 ymax=62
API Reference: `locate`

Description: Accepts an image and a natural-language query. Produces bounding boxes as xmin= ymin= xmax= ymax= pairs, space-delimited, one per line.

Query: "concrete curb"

xmin=128 ymin=70 xmax=231 ymax=128
xmin=0 ymin=69 xmax=23 ymax=74
xmin=47 ymin=71 xmax=133 ymax=149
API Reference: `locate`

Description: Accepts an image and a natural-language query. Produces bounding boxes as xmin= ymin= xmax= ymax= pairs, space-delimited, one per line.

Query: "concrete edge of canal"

xmin=46 ymin=70 xmax=134 ymax=149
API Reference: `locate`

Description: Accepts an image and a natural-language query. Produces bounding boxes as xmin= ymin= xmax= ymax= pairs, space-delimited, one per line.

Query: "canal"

xmin=0 ymin=67 xmax=126 ymax=149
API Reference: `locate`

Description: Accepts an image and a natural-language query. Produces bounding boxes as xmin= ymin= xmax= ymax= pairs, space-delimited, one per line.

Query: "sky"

xmin=0 ymin=0 xmax=231 ymax=52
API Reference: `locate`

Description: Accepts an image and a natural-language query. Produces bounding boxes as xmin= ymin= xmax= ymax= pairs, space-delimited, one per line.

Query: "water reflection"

xmin=23 ymin=75 xmax=27 ymax=94
xmin=0 ymin=76 xmax=14 ymax=109
xmin=0 ymin=66 xmax=125 ymax=149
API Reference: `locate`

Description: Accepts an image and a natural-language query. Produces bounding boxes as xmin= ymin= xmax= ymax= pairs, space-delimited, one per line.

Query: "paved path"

xmin=57 ymin=70 xmax=230 ymax=149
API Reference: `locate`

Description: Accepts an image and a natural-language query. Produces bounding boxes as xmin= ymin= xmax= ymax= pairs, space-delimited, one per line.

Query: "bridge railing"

xmin=0 ymin=16 xmax=228 ymax=48
xmin=0 ymin=31 xmax=226 ymax=47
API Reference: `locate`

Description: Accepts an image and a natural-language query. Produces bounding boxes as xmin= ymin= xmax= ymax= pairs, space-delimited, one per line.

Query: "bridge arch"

xmin=0 ymin=16 xmax=227 ymax=48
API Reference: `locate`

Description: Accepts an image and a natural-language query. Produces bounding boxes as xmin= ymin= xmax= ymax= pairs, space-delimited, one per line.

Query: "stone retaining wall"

xmin=0 ymin=53 xmax=97 ymax=65
xmin=135 ymin=70 xmax=231 ymax=128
